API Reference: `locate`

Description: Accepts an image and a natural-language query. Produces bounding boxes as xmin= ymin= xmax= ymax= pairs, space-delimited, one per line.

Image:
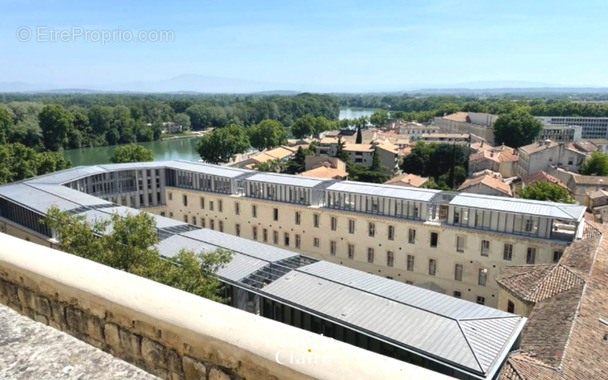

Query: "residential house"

xmin=384 ymin=173 xmax=429 ymax=188
xmin=457 ymin=171 xmax=513 ymax=197
xmin=468 ymin=145 xmax=519 ymax=178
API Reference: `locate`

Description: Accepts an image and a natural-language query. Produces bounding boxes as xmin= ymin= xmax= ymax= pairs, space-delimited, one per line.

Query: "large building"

xmin=537 ymin=116 xmax=608 ymax=139
xmin=0 ymin=162 xmax=532 ymax=380
xmin=538 ymin=124 xmax=582 ymax=142
xmin=0 ymin=161 xmax=587 ymax=311
xmin=434 ymin=112 xmax=497 ymax=145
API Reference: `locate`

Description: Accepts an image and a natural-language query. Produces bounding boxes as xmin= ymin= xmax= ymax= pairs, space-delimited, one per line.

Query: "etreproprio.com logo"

xmin=17 ymin=26 xmax=175 ymax=45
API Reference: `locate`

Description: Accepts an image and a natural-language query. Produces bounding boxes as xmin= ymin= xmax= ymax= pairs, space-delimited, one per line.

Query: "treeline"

xmin=401 ymin=142 xmax=468 ymax=190
xmin=0 ymin=93 xmax=340 ymax=151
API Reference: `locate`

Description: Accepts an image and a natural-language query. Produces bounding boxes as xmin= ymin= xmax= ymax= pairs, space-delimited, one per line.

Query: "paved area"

xmin=0 ymin=304 xmax=158 ymax=380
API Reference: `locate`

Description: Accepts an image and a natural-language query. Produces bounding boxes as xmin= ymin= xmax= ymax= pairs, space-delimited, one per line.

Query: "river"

xmin=63 ymin=108 xmax=378 ymax=166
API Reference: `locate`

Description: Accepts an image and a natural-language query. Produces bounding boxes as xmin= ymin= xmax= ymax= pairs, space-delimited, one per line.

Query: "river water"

xmin=63 ymin=108 xmax=377 ymax=166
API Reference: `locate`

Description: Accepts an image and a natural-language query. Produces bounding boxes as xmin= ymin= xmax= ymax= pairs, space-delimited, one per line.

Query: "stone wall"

xmin=0 ymin=232 xmax=444 ymax=380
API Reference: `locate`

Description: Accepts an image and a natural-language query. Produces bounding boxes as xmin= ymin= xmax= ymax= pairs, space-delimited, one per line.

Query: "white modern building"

xmin=537 ymin=116 xmax=608 ymax=139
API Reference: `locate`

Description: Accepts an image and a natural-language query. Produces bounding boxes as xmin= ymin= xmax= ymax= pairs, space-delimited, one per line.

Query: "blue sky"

xmin=1 ymin=0 xmax=607 ymax=91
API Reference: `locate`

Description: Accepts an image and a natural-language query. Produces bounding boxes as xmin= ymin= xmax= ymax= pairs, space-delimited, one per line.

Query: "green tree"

xmin=247 ymin=119 xmax=287 ymax=151
xmin=39 ymin=105 xmax=74 ymax=151
xmin=0 ymin=143 xmax=71 ymax=185
xmin=0 ymin=106 xmax=11 ymax=144
xmin=197 ymin=124 xmax=250 ymax=164
xmin=580 ymin=151 xmax=608 ymax=176
xmin=110 ymin=144 xmax=155 ymax=163
xmin=254 ymin=158 xmax=286 ymax=173
xmin=334 ymin=137 xmax=351 ymax=163
xmin=284 ymin=146 xmax=313 ymax=174
xmin=173 ymin=113 xmax=191 ymax=131
xmin=355 ymin=125 xmax=363 ymax=144
xmin=291 ymin=115 xmax=316 ymax=138
xmin=42 ymin=207 xmax=233 ymax=301
xmin=493 ymin=110 xmax=543 ymax=148
xmin=370 ymin=110 xmax=389 ymax=127
xmin=519 ymin=182 xmax=574 ymax=203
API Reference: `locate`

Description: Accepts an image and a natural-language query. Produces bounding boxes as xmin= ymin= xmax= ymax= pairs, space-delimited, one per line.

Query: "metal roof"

xmin=30 ymin=184 xmax=114 ymax=207
xmin=327 ymin=181 xmax=440 ymax=202
xmin=217 ymin=253 xmax=269 ymax=282
xmin=0 ymin=183 xmax=80 ymax=213
xmin=26 ymin=166 xmax=108 ymax=185
xmin=157 ymin=234 xmax=219 ymax=258
xmin=451 ymin=193 xmax=586 ymax=221
xmin=245 ymin=172 xmax=329 ymax=188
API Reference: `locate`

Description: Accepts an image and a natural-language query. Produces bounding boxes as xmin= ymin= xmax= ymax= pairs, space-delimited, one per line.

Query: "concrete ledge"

xmin=0 ymin=233 xmax=446 ymax=380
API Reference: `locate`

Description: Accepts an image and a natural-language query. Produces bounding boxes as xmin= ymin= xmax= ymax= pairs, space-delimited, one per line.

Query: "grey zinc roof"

xmin=156 ymin=234 xmax=219 ymax=258
xmin=245 ymin=172 xmax=329 ymax=188
xmin=216 ymin=253 xmax=269 ymax=282
xmin=26 ymin=166 xmax=108 ymax=185
xmin=29 ymin=184 xmax=114 ymax=207
xmin=262 ymin=269 xmax=524 ymax=377
xmin=451 ymin=193 xmax=586 ymax=221
xmin=167 ymin=160 xmax=251 ymax=178
xmin=327 ymin=181 xmax=440 ymax=202
xmin=0 ymin=183 xmax=81 ymax=213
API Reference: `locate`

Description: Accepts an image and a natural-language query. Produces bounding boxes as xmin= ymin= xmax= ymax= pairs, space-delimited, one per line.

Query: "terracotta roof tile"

xmin=458 ymin=174 xmax=513 ymax=196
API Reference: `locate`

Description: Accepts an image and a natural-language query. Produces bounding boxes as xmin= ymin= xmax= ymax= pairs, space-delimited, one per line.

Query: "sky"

xmin=1 ymin=0 xmax=608 ymax=91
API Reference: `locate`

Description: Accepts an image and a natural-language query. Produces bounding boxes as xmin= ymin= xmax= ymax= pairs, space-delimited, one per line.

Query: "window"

xmin=284 ymin=233 xmax=290 ymax=247
xmin=368 ymin=222 xmax=375 ymax=237
xmin=453 ymin=291 xmax=462 ymax=299
xmin=295 ymin=211 xmax=301 ymax=225
xmin=408 ymin=229 xmax=416 ymax=244
xmin=524 ymin=219 xmax=533 ymax=232
xmin=192 ymin=216 xmax=196 ymax=225
xmin=507 ymin=300 xmax=515 ymax=313
xmin=160 ymin=211 xmax=165 ymax=217
xmin=219 ymin=221 xmax=224 ymax=232
xmin=235 ymin=224 xmax=241 ymax=237
xmin=330 ymin=241 xmax=336 ymax=255
xmin=314 ymin=214 xmax=319 ymax=228
xmin=253 ymin=226 xmax=258 ymax=241
xmin=481 ymin=240 xmax=490 ymax=256
xmin=169 ymin=193 xmax=173 ymax=201
xmin=454 ymin=211 xmax=460 ymax=224
xmin=430 ymin=232 xmax=438 ymax=248
xmin=455 ymin=264 xmax=463 ymax=281
xmin=407 ymin=255 xmax=414 ymax=271
xmin=553 ymin=250 xmax=563 ymax=263
xmin=478 ymin=268 xmax=487 ymax=286
xmin=367 ymin=248 xmax=374 ymax=263
xmin=200 ymin=218 xmax=205 ymax=228
xmin=526 ymin=247 xmax=536 ymax=264
xmin=209 ymin=219 xmax=215 ymax=230
xmin=503 ymin=244 xmax=513 ymax=261
xmin=314 ymin=237 xmax=320 ymax=247
xmin=331 ymin=216 xmax=337 ymax=231
xmin=183 ymin=195 xmax=188 ymax=206
xmin=476 ymin=296 xmax=485 ymax=305
xmin=184 ymin=215 xmax=188 ymax=223
xmin=209 ymin=201 xmax=214 ymax=211
xmin=273 ymin=231 xmax=279 ymax=244
xmin=235 ymin=202 xmax=240 ymax=215
xmin=348 ymin=219 xmax=355 ymax=234
xmin=252 ymin=205 xmax=257 ymax=218
xmin=348 ymin=244 xmax=355 ymax=259
xmin=295 ymin=234 xmax=301 ymax=249
xmin=273 ymin=208 xmax=279 ymax=221
xmin=456 ymin=236 xmax=465 ymax=252
xmin=200 ymin=197 xmax=205 ymax=209
xmin=388 ymin=225 xmax=395 ymax=240
xmin=263 ymin=228 xmax=268 ymax=242
xmin=218 ymin=200 xmax=223 ymax=212
xmin=429 ymin=259 xmax=437 ymax=276
xmin=387 ymin=251 xmax=394 ymax=267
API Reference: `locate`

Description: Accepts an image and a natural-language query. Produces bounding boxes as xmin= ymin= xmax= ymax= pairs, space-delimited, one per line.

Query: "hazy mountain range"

xmin=1 ymin=75 xmax=607 ymax=94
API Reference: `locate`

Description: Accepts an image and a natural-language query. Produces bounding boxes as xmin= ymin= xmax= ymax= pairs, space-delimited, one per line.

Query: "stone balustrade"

xmin=0 ymin=233 xmax=446 ymax=380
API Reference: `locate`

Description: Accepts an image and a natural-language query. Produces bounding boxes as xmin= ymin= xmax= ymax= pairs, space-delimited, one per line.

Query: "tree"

xmin=493 ymin=110 xmax=543 ymax=148
xmin=355 ymin=125 xmax=362 ymax=144
xmin=173 ymin=113 xmax=191 ymax=131
xmin=110 ymin=144 xmax=154 ymax=163
xmin=370 ymin=110 xmax=388 ymax=127
xmin=580 ymin=151 xmax=608 ymax=176
xmin=291 ymin=115 xmax=316 ymax=138
xmin=39 ymin=105 xmax=74 ymax=151
xmin=0 ymin=143 xmax=71 ymax=185
xmin=197 ymin=124 xmax=250 ymax=164
xmin=284 ymin=146 xmax=313 ymax=174
xmin=0 ymin=106 xmax=11 ymax=144
xmin=42 ymin=207 xmax=233 ymax=301
xmin=519 ymin=182 xmax=574 ymax=203
xmin=247 ymin=119 xmax=287 ymax=151
xmin=334 ymin=137 xmax=351 ymax=163
xmin=254 ymin=158 xmax=286 ymax=173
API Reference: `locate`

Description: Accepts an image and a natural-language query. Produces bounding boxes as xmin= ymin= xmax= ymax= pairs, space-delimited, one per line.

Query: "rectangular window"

xmin=507 ymin=300 xmax=515 ymax=313
xmin=388 ymin=225 xmax=395 ymax=240
xmin=476 ymin=296 xmax=485 ymax=305
xmin=454 ymin=211 xmax=460 ymax=224
xmin=330 ymin=241 xmax=336 ymax=255
xmin=455 ymin=264 xmax=463 ymax=281
xmin=183 ymin=195 xmax=188 ymax=206
xmin=209 ymin=219 xmax=215 ymax=230
xmin=456 ymin=236 xmax=465 ymax=252
xmin=209 ymin=201 xmax=214 ymax=211
xmin=201 ymin=218 xmax=205 ymax=228
xmin=348 ymin=219 xmax=355 ymax=234
xmin=169 ymin=193 xmax=173 ymax=201
xmin=263 ymin=228 xmax=268 ymax=242
xmin=331 ymin=217 xmax=337 ymax=231
xmin=314 ymin=214 xmax=320 ymax=228
xmin=273 ymin=208 xmax=279 ymax=221
xmin=430 ymin=232 xmax=438 ymax=248
xmin=408 ymin=229 xmax=416 ymax=244
xmin=235 ymin=202 xmax=240 ymax=215
xmin=160 ymin=211 xmax=165 ymax=217
xmin=527 ymin=247 xmax=536 ymax=264
xmin=273 ymin=231 xmax=279 ymax=244
xmin=252 ymin=205 xmax=257 ymax=218
xmin=314 ymin=237 xmax=320 ymax=247
xmin=481 ymin=240 xmax=490 ymax=256
xmin=504 ymin=244 xmax=513 ymax=261
xmin=454 ymin=291 xmax=462 ymax=298
xmin=235 ymin=224 xmax=241 ymax=237
xmin=553 ymin=250 xmax=563 ymax=263
xmin=407 ymin=255 xmax=414 ymax=271
xmin=295 ymin=211 xmax=301 ymax=225
xmin=367 ymin=248 xmax=374 ymax=263
xmin=348 ymin=244 xmax=355 ymax=259
xmin=387 ymin=251 xmax=394 ymax=267
xmin=200 ymin=197 xmax=205 ymax=209
xmin=429 ymin=259 xmax=437 ymax=276
xmin=218 ymin=200 xmax=223 ymax=212
xmin=368 ymin=222 xmax=375 ymax=237
xmin=219 ymin=221 xmax=223 ymax=233
xmin=192 ymin=216 xmax=196 ymax=225
xmin=295 ymin=234 xmax=301 ymax=249
xmin=478 ymin=268 xmax=487 ymax=286
xmin=252 ymin=226 xmax=258 ymax=241
xmin=184 ymin=215 xmax=188 ymax=223
xmin=284 ymin=233 xmax=290 ymax=247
